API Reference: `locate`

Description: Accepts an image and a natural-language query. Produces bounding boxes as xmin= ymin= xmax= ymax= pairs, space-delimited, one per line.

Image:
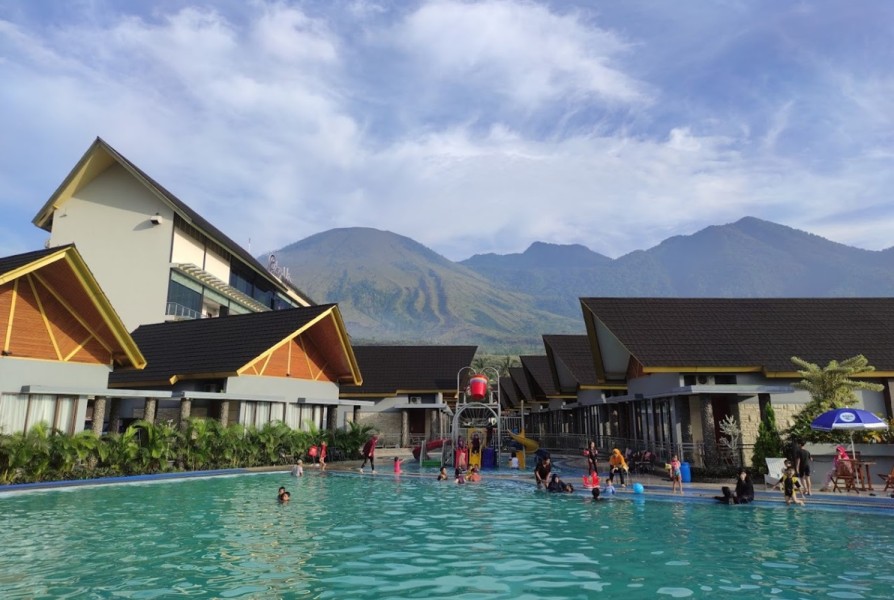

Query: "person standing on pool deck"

xmin=585 ymin=440 xmax=599 ymax=476
xmin=319 ymin=441 xmax=328 ymax=471
xmin=794 ymin=440 xmax=812 ymax=496
xmin=359 ymin=435 xmax=378 ymax=473
xmin=534 ymin=455 xmax=552 ymax=488
xmin=670 ymin=455 xmax=683 ymax=494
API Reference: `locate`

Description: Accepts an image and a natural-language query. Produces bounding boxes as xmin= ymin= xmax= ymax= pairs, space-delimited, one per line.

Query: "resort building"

xmin=31 ymin=137 xmax=312 ymax=333
xmin=339 ymin=345 xmax=477 ymax=447
xmin=0 ymin=246 xmax=145 ymax=434
xmin=579 ymin=297 xmax=894 ymax=466
xmin=108 ymin=304 xmax=362 ymax=432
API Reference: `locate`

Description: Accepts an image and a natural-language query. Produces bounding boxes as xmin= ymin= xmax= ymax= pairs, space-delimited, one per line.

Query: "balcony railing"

xmin=165 ymin=302 xmax=202 ymax=320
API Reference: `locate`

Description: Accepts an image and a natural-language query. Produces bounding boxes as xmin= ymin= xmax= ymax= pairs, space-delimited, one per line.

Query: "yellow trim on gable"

xmin=0 ymin=248 xmax=68 ymax=286
xmin=234 ymin=306 xmax=362 ymax=385
xmin=31 ymin=271 xmax=113 ymax=354
xmin=64 ymin=333 xmax=95 ymax=362
xmin=28 ymin=274 xmax=62 ymax=360
xmin=643 ymin=366 xmax=763 ymax=374
xmin=766 ymin=370 xmax=894 ymax=379
xmin=62 ymin=251 xmax=146 ymax=369
xmin=3 ymin=278 xmax=17 ymax=352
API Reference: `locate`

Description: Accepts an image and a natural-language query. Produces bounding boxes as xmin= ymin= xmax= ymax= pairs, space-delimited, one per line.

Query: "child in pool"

xmin=291 ymin=460 xmax=304 ymax=477
xmin=455 ymin=467 xmax=466 ymax=484
xmin=393 ymin=456 xmax=404 ymax=474
xmin=437 ymin=466 xmax=449 ymax=480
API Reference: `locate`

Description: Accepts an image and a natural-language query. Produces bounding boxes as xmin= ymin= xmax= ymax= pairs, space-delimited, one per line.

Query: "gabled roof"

xmin=0 ymin=245 xmax=145 ymax=368
xmin=519 ymin=355 xmax=559 ymax=399
xmin=339 ymin=346 xmax=477 ymax=397
xmin=581 ymin=297 xmax=894 ymax=376
xmin=509 ymin=366 xmax=534 ymax=402
xmin=32 ymin=137 xmax=313 ymax=305
xmin=543 ymin=334 xmax=598 ymax=387
xmin=110 ymin=304 xmax=359 ymax=386
xmin=499 ymin=375 xmax=519 ymax=409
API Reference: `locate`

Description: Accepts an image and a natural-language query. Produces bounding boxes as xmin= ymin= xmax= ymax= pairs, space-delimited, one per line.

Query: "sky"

xmin=2 ymin=0 xmax=893 ymax=261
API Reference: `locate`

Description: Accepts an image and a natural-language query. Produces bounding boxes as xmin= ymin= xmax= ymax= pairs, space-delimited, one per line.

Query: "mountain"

xmin=461 ymin=217 xmax=894 ymax=317
xmin=269 ymin=228 xmax=581 ymax=353
xmin=267 ymin=218 xmax=894 ymax=352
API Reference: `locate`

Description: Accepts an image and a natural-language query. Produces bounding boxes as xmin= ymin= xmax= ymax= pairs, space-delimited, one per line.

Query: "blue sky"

xmin=2 ymin=0 xmax=893 ymax=260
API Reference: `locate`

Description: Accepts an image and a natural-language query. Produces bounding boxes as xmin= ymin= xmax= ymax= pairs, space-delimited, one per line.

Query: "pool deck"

xmin=2 ymin=451 xmax=892 ymax=511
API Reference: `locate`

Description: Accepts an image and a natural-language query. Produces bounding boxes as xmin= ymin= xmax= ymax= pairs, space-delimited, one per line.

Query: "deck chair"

xmin=831 ymin=460 xmax=858 ymax=493
xmin=764 ymin=458 xmax=788 ymax=488
xmin=877 ymin=466 xmax=894 ymax=492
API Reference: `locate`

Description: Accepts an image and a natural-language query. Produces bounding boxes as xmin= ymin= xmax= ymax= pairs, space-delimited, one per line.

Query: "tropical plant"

xmin=182 ymin=418 xmax=221 ymax=470
xmin=331 ymin=421 xmax=375 ymax=460
xmin=751 ymin=403 xmax=784 ymax=475
xmin=718 ymin=414 xmax=741 ymax=462
xmin=786 ymin=355 xmax=885 ymax=444
xmin=50 ymin=429 xmax=99 ymax=479
xmin=98 ymin=426 xmax=141 ymax=476
xmin=134 ymin=420 xmax=180 ymax=473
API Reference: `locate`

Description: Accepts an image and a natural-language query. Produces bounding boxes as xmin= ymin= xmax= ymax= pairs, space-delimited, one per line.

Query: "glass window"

xmin=168 ymin=279 xmax=202 ymax=313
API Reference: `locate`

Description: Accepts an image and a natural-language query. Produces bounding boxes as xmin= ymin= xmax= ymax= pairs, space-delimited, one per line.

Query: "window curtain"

xmin=27 ymin=394 xmax=56 ymax=431
xmin=0 ymin=393 xmax=28 ymax=433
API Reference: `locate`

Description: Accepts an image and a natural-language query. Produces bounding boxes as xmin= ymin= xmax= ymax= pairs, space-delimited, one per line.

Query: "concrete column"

xmin=91 ymin=397 xmax=107 ymax=437
xmin=179 ymin=397 xmax=192 ymax=430
xmin=220 ymin=400 xmax=230 ymax=427
xmin=700 ymin=395 xmax=716 ymax=467
xmin=107 ymin=398 xmax=121 ymax=434
xmin=327 ymin=405 xmax=337 ymax=432
xmin=144 ymin=398 xmax=157 ymax=424
xmin=401 ymin=409 xmax=409 ymax=448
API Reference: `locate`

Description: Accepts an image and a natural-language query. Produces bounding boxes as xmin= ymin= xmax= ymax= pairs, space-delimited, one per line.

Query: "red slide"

xmin=412 ymin=438 xmax=446 ymax=460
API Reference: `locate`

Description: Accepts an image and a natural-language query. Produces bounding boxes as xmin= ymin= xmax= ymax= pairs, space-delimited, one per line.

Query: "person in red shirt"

xmin=359 ymin=435 xmax=378 ymax=473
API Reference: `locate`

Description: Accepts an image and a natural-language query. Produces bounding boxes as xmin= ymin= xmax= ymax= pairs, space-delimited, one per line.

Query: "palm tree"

xmin=787 ymin=355 xmax=885 ymax=443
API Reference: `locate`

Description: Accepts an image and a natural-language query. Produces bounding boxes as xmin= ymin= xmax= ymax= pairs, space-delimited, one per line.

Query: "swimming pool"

xmin=1 ymin=472 xmax=892 ymax=599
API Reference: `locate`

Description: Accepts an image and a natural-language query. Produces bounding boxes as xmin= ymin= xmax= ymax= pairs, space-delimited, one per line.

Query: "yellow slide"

xmin=508 ymin=431 xmax=539 ymax=452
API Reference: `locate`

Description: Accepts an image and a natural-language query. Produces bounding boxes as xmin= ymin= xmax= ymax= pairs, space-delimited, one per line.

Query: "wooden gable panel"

xmin=37 ymin=279 xmax=106 ymax=363
xmin=261 ymin=343 xmax=290 ymax=377
xmin=288 ymin=337 xmax=314 ymax=380
xmin=301 ymin=334 xmax=334 ymax=383
xmin=6 ymin=276 xmax=58 ymax=360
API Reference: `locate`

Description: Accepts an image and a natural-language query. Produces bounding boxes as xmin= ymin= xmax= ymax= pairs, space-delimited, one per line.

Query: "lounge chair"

xmin=764 ymin=457 xmax=789 ymax=488
xmin=877 ymin=466 xmax=894 ymax=492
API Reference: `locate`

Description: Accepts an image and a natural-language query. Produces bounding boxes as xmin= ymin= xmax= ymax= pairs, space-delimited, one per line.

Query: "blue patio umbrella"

xmin=810 ymin=408 xmax=888 ymax=456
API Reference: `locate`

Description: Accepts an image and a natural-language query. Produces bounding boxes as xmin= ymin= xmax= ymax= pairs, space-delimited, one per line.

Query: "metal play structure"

xmin=441 ymin=366 xmax=502 ymax=470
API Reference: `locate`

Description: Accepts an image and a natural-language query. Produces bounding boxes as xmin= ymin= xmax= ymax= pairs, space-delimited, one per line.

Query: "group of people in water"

xmin=282 ymin=435 xmax=854 ymax=508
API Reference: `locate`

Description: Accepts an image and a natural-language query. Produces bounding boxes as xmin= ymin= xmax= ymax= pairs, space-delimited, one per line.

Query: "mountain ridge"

xmin=266 ymin=217 xmax=894 ymax=352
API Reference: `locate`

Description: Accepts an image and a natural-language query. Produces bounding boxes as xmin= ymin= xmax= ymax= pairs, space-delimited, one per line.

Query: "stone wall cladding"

xmin=356 ymin=412 xmax=402 ymax=444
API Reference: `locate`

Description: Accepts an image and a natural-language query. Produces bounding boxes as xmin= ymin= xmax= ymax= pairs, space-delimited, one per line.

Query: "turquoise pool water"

xmin=1 ymin=471 xmax=893 ymax=599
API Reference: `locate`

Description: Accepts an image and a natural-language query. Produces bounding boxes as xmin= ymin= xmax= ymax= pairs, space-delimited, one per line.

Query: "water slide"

xmin=412 ymin=438 xmax=447 ymax=460
xmin=508 ymin=431 xmax=539 ymax=452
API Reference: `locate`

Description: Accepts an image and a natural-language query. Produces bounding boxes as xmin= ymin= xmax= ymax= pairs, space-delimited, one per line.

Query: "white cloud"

xmin=1 ymin=0 xmax=893 ymax=262
xmin=393 ymin=0 xmax=647 ymax=109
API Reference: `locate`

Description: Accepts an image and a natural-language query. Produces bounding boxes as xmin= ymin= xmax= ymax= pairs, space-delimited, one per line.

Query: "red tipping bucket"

xmin=469 ymin=375 xmax=489 ymax=400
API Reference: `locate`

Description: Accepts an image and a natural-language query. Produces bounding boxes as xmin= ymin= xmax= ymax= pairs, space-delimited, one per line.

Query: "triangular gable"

xmin=238 ymin=306 xmax=361 ymax=385
xmin=0 ymin=245 xmax=145 ymax=368
xmin=112 ymin=304 xmax=356 ymax=387
xmin=32 ymin=137 xmax=312 ymax=306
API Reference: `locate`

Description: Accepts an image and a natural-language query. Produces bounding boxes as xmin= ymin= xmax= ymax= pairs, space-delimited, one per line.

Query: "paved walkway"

xmin=322 ymin=451 xmax=894 ymax=511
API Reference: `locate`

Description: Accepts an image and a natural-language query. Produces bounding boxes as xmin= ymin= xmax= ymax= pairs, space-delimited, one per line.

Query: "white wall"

xmin=49 ymin=164 xmax=174 ymax=331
